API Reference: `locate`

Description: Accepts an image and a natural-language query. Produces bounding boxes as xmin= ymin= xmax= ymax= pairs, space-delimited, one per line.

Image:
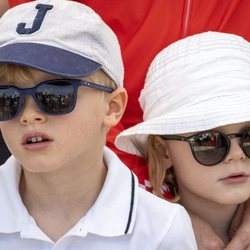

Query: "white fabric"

xmin=0 ymin=0 xmax=123 ymax=86
xmin=116 ymin=32 xmax=250 ymax=156
xmin=0 ymin=147 xmax=197 ymax=250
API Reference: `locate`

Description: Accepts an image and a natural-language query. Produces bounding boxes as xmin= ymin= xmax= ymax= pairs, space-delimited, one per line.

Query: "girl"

xmin=116 ymin=32 xmax=250 ymax=245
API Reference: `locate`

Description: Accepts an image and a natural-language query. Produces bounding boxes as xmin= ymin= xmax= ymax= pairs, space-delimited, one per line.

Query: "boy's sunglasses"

xmin=0 ymin=79 xmax=115 ymax=121
xmin=160 ymin=128 xmax=250 ymax=166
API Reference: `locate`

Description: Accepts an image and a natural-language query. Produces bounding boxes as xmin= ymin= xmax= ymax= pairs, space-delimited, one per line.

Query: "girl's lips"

xmin=220 ymin=173 xmax=249 ymax=184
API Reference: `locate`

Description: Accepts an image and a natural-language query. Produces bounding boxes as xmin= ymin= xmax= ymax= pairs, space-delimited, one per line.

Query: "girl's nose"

xmin=224 ymin=139 xmax=246 ymax=163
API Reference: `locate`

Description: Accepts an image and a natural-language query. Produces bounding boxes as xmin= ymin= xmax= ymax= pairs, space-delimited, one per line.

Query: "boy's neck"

xmin=180 ymin=194 xmax=238 ymax=244
xmin=19 ymin=157 xmax=107 ymax=242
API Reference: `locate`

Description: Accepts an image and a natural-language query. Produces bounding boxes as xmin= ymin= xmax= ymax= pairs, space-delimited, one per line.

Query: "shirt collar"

xmin=0 ymin=156 xmax=31 ymax=233
xmin=76 ymin=147 xmax=138 ymax=236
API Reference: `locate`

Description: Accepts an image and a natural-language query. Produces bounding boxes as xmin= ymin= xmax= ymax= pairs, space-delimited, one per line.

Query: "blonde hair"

xmin=0 ymin=64 xmax=34 ymax=83
xmin=144 ymin=135 xmax=179 ymax=202
xmin=87 ymin=69 xmax=116 ymax=89
xmin=0 ymin=64 xmax=116 ymax=88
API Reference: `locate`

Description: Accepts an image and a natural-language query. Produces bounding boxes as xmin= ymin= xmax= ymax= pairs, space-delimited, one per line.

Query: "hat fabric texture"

xmin=0 ymin=0 xmax=123 ymax=87
xmin=115 ymin=31 xmax=250 ymax=156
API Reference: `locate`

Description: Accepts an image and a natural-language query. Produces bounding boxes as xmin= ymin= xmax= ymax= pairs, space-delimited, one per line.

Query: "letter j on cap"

xmin=16 ymin=4 xmax=53 ymax=35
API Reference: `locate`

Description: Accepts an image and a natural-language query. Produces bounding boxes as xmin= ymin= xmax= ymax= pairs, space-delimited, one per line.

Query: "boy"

xmin=0 ymin=0 xmax=197 ymax=249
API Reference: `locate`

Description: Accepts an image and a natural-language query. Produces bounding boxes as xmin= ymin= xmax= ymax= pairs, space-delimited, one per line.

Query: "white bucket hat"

xmin=115 ymin=31 xmax=250 ymax=156
xmin=0 ymin=0 xmax=123 ymax=87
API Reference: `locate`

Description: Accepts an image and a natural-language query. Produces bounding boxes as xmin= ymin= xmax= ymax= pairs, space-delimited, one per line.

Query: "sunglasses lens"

xmin=0 ymin=87 xmax=20 ymax=121
xmin=192 ymin=132 xmax=228 ymax=166
xmin=242 ymin=129 xmax=250 ymax=157
xmin=36 ymin=82 xmax=75 ymax=115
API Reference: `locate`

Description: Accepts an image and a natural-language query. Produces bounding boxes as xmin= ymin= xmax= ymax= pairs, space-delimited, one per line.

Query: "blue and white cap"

xmin=0 ymin=0 xmax=124 ymax=87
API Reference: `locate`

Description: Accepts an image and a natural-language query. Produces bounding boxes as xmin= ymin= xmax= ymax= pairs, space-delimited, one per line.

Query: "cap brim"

xmin=0 ymin=43 xmax=102 ymax=77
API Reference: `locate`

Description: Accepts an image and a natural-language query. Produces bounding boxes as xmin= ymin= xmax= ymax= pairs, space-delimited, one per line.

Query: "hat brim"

xmin=0 ymin=43 xmax=102 ymax=77
xmin=115 ymin=94 xmax=250 ymax=156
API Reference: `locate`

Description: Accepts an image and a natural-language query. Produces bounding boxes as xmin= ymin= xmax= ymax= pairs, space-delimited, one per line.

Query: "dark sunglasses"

xmin=0 ymin=79 xmax=115 ymax=121
xmin=160 ymin=128 xmax=250 ymax=166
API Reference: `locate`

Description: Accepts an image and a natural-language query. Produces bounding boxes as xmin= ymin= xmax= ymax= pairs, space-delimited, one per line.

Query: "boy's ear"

xmin=154 ymin=136 xmax=173 ymax=170
xmin=103 ymin=87 xmax=128 ymax=128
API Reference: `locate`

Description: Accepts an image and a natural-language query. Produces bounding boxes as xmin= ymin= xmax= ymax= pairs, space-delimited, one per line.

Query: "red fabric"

xmin=8 ymin=0 xmax=250 ymax=195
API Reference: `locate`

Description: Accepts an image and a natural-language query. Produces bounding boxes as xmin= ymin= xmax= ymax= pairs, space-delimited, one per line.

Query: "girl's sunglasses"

xmin=0 ymin=79 xmax=115 ymax=121
xmin=161 ymin=128 xmax=250 ymax=166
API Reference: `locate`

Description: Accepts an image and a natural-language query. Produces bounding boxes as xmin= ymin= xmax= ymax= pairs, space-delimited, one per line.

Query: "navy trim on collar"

xmin=124 ymin=171 xmax=135 ymax=234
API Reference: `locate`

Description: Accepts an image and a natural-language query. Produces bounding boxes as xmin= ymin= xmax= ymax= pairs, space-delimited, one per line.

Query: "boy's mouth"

xmin=26 ymin=136 xmax=50 ymax=144
xmin=22 ymin=133 xmax=52 ymax=145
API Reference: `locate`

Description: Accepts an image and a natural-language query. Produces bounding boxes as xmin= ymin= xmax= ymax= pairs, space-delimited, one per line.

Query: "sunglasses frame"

xmin=160 ymin=128 xmax=250 ymax=166
xmin=0 ymin=79 xmax=115 ymax=121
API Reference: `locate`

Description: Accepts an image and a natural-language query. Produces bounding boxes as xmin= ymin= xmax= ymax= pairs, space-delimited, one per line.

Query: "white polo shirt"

xmin=0 ymin=147 xmax=197 ymax=250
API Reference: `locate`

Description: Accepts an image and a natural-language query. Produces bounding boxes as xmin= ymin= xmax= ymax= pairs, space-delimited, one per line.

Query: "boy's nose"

xmin=224 ymin=139 xmax=246 ymax=163
xmin=19 ymin=96 xmax=47 ymax=125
